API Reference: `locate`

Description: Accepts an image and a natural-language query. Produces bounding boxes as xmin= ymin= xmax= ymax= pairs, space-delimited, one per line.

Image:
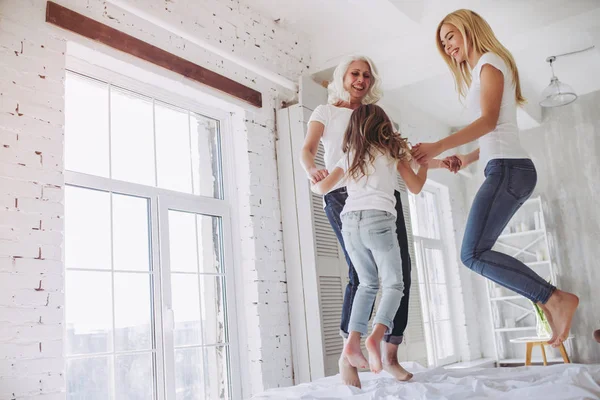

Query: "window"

xmin=409 ymin=184 xmax=457 ymax=366
xmin=64 ymin=71 xmax=238 ymax=399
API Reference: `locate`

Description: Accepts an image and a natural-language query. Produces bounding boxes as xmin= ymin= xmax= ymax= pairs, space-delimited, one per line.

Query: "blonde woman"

xmin=412 ymin=9 xmax=578 ymax=347
xmin=300 ymin=56 xmax=413 ymax=387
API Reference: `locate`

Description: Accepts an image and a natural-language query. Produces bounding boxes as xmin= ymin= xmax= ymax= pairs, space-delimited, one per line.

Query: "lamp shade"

xmin=539 ymin=76 xmax=577 ymax=107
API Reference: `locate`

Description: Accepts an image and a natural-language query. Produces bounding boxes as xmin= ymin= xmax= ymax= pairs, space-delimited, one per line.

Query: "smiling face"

xmin=343 ymin=60 xmax=372 ymax=103
xmin=439 ymin=23 xmax=467 ymax=64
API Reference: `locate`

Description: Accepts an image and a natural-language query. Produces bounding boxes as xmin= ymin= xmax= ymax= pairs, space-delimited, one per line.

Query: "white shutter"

xmin=312 ymin=146 xmax=340 ymax=260
xmin=396 ymin=178 xmax=428 ymax=366
xmin=276 ymin=96 xmax=347 ymax=381
xmin=308 ymin=126 xmax=347 ymax=377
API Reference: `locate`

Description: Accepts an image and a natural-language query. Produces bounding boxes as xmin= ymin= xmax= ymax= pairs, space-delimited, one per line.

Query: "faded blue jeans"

xmin=461 ymin=159 xmax=555 ymax=303
xmin=341 ymin=210 xmax=404 ymax=336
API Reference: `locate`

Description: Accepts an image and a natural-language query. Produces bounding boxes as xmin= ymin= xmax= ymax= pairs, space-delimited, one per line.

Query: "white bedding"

xmin=252 ymin=362 xmax=600 ymax=399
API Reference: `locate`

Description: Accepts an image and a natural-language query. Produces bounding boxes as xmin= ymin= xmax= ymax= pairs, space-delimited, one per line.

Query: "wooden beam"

xmin=45 ymin=1 xmax=262 ymax=108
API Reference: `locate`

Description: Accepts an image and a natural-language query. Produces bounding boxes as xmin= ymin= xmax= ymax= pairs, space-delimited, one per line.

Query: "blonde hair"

xmin=328 ymin=55 xmax=383 ymax=105
xmin=436 ymin=9 xmax=526 ymax=105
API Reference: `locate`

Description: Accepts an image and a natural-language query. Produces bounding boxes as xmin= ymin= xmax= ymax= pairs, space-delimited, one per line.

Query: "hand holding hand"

xmin=307 ymin=167 xmax=329 ymax=184
xmin=442 ymin=155 xmax=464 ymax=174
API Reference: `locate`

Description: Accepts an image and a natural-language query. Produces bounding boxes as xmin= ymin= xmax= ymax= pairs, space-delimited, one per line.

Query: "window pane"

xmin=65 ymin=73 xmax=109 ymax=177
xmin=424 ymin=247 xmax=446 ymax=284
xmin=429 ymin=283 xmax=451 ymax=320
xmin=433 ymin=320 xmax=455 ymax=360
xmin=205 ymin=346 xmax=230 ymax=399
xmin=175 ymin=347 xmax=205 ymax=400
xmin=200 ymin=276 xmax=227 ymax=345
xmin=67 ymin=356 xmax=112 ymax=400
xmin=156 ymin=102 xmax=192 ymax=193
xmin=169 ymin=210 xmax=198 ymax=273
xmin=413 ymin=190 xmax=441 ymax=239
xmin=172 ymin=273 xmax=201 ymax=347
xmin=110 ymin=88 xmax=155 ymax=186
xmin=65 ymin=186 xmax=111 ymax=270
xmin=114 ymin=273 xmax=153 ymax=352
xmin=66 ymin=271 xmax=113 ymax=355
xmin=191 ymin=113 xmax=222 ymax=199
xmin=197 ymin=215 xmax=222 ymax=274
xmin=115 ymin=353 xmax=154 ymax=400
xmin=113 ymin=194 xmax=150 ymax=272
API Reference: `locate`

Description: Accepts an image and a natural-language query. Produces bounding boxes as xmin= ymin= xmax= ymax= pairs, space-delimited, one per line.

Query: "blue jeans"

xmin=461 ymin=159 xmax=555 ymax=303
xmin=324 ymin=188 xmax=411 ymax=345
xmin=341 ymin=210 xmax=404 ymax=336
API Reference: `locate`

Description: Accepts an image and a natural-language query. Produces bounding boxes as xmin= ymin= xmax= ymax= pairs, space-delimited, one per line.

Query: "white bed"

xmin=252 ymin=362 xmax=600 ymax=399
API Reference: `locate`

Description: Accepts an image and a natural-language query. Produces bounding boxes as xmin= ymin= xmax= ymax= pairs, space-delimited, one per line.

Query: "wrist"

xmin=438 ymin=138 xmax=450 ymax=153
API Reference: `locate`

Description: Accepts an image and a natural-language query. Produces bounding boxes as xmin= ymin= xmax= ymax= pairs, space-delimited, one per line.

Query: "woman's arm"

xmin=397 ymin=160 xmax=428 ymax=194
xmin=412 ymin=64 xmax=504 ymax=163
xmin=311 ymin=167 xmax=345 ymax=195
xmin=300 ymin=121 xmax=329 ymax=183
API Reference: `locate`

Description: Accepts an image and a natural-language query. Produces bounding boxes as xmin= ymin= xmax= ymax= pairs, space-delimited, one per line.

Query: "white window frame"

xmin=410 ymin=182 xmax=458 ymax=367
xmin=64 ymin=60 xmax=243 ymax=399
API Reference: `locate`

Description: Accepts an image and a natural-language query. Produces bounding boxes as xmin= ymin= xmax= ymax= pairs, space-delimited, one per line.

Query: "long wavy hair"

xmin=436 ymin=9 xmax=526 ymax=105
xmin=342 ymin=104 xmax=411 ymax=180
xmin=327 ymin=55 xmax=383 ymax=105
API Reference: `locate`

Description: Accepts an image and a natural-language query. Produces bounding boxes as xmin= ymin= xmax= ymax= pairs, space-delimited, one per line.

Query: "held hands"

xmin=307 ymin=166 xmax=329 ymax=184
xmin=413 ymin=152 xmax=465 ymax=174
xmin=442 ymin=155 xmax=464 ymax=173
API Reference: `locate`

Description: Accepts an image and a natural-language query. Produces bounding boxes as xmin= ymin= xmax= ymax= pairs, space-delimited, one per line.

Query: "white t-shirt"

xmin=466 ymin=52 xmax=529 ymax=169
xmin=335 ymin=151 xmax=398 ymax=217
xmin=308 ymin=104 xmax=353 ymax=193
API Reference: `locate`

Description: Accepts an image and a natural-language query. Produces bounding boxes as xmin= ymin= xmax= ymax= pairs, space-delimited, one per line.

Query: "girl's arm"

xmin=397 ymin=160 xmax=428 ymax=194
xmin=300 ymin=121 xmax=329 ymax=183
xmin=412 ymin=64 xmax=504 ymax=163
xmin=456 ymin=148 xmax=480 ymax=168
xmin=444 ymin=148 xmax=480 ymax=173
xmin=311 ymin=167 xmax=345 ymax=195
xmin=426 ymin=158 xmax=451 ymax=170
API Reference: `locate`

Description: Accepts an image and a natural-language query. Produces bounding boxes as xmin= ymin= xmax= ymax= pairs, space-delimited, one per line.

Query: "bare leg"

xmin=382 ymin=341 xmax=413 ymax=381
xmin=543 ymin=289 xmax=579 ymax=347
xmin=365 ymin=324 xmax=386 ymax=373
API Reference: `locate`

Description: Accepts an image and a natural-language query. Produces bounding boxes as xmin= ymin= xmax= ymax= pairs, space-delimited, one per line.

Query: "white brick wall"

xmin=0 ymin=0 xmax=310 ymax=398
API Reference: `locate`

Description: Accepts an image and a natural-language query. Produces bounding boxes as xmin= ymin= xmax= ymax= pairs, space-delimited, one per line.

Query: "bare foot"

xmin=383 ymin=341 xmax=412 ymax=381
xmin=338 ymin=356 xmax=361 ymax=388
xmin=343 ymin=341 xmax=368 ymax=369
xmin=383 ymin=362 xmax=413 ymax=381
xmin=544 ymin=290 xmax=579 ymax=347
xmin=365 ymin=335 xmax=383 ymax=373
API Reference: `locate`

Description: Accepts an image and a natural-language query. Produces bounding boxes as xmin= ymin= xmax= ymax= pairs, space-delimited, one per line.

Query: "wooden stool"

xmin=510 ymin=336 xmax=571 ymax=366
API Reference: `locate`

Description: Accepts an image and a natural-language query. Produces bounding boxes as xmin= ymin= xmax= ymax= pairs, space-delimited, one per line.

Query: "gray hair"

xmin=327 ymin=55 xmax=383 ymax=105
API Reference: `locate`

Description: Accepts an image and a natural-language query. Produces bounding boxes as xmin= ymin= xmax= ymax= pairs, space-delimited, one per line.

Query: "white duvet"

xmin=252 ymin=362 xmax=600 ymax=399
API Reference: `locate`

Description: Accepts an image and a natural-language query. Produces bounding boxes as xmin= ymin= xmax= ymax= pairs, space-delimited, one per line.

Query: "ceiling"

xmin=243 ymin=0 xmax=600 ymax=128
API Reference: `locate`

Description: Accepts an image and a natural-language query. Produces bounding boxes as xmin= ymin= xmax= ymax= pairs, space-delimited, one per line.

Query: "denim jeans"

xmin=461 ymin=159 xmax=555 ymax=303
xmin=341 ymin=210 xmax=404 ymax=336
xmin=324 ymin=188 xmax=411 ymax=345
